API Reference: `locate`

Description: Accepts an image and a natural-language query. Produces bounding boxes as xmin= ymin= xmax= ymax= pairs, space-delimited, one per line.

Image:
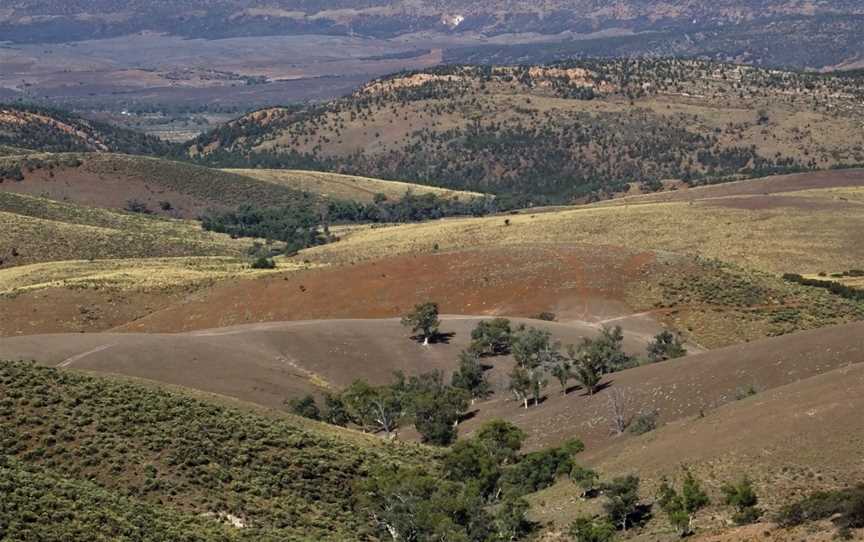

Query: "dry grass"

xmin=302 ymin=189 xmax=864 ymax=275
xmin=0 ymin=256 xmax=315 ymax=295
xmin=0 ymin=192 xmax=256 ymax=265
xmin=227 ymin=168 xmax=485 ymax=203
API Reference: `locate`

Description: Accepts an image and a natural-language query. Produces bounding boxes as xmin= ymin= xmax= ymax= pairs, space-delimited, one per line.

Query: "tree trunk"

xmin=523 ymin=398 xmax=529 ymax=409
xmin=423 ymin=336 xmax=429 ymax=346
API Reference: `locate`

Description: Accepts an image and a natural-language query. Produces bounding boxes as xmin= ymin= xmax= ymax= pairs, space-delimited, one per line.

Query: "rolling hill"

xmin=2 ymin=319 xmax=863 ymax=539
xmin=0 ymin=152 xmax=318 ymax=219
xmin=226 ymin=168 xmax=486 ymax=204
xmin=2 ymin=169 xmax=862 ymax=346
xmin=0 ymin=359 xmax=432 ymax=541
xmin=0 ymin=103 xmax=172 ymax=155
xmin=0 ymin=191 xmax=259 ymax=266
xmin=188 ymin=59 xmax=864 ymax=203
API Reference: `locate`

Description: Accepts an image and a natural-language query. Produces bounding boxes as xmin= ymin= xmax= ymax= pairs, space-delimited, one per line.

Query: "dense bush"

xmin=776 ymin=485 xmax=864 ymax=536
xmin=0 ymin=360 xmax=430 ymax=540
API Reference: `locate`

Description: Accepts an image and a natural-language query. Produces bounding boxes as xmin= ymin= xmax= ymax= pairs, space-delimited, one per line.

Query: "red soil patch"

xmin=117 ymin=245 xmax=658 ymax=334
xmin=0 ymin=288 xmax=174 ymax=337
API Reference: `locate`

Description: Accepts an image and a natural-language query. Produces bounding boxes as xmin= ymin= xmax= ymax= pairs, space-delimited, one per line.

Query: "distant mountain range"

xmin=3 ymin=1 xmax=864 ymax=69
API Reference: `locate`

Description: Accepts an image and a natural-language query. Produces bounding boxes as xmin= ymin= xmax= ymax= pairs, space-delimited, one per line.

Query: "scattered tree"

xmin=722 ymin=478 xmax=761 ymax=525
xmin=322 ymin=393 xmax=350 ymax=426
xmin=570 ymin=344 xmax=603 ymax=395
xmin=607 ymin=388 xmax=633 ymax=435
xmin=647 ymin=330 xmax=687 ymax=363
xmin=475 ymin=419 xmax=526 ymax=467
xmin=508 ymin=326 xmax=559 ymax=407
xmin=341 ymin=380 xmax=402 ymax=437
xmin=657 ymin=470 xmax=710 ymax=537
xmin=401 ymin=302 xmax=441 ymax=345
xmin=509 ymin=365 xmax=544 ymax=409
xmin=602 ymin=475 xmax=642 ymax=532
xmin=470 ymin=318 xmax=513 ymax=356
xmin=551 ymin=360 xmax=574 ymax=395
xmin=569 ymin=517 xmax=615 ymax=542
xmin=451 ymin=349 xmax=492 ymax=402
xmin=494 ymin=497 xmax=532 ymax=541
xmin=399 ymin=371 xmax=469 ymax=445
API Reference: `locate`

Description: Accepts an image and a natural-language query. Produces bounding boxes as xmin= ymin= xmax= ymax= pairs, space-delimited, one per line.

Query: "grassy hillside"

xmin=0 ymin=360 xmax=431 ymax=541
xmin=0 ymin=153 xmax=317 ymax=219
xmin=0 ymin=103 xmax=172 ymax=155
xmin=227 ymin=168 xmax=486 ymax=204
xmin=302 ymin=171 xmax=864 ymax=275
xmin=189 ymin=59 xmax=864 ymax=203
xmin=0 ymin=191 xmax=255 ymax=266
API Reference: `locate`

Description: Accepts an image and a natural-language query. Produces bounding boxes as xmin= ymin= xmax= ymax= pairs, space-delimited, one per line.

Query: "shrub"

xmin=629 ymin=411 xmax=659 ymax=435
xmin=776 ymin=485 xmax=864 ymax=535
xmin=251 ymin=256 xmax=276 ymax=269
xmin=647 ymin=330 xmax=687 ymax=362
xmin=124 ymin=199 xmax=152 ymax=214
xmin=286 ymin=395 xmax=320 ymax=420
xmin=721 ymin=477 xmax=761 ymax=525
xmin=569 ymin=517 xmax=615 ymax=542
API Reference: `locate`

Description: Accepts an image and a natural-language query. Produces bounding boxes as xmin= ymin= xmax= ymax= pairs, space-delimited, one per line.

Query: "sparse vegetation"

xmin=776 ymin=485 xmax=864 ymax=537
xmin=722 ymin=477 xmax=762 ymax=525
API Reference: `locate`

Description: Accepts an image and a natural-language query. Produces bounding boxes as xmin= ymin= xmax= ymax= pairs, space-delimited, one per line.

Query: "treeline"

xmin=782 ymin=273 xmax=864 ymax=302
xmin=200 ymin=192 xmax=501 ymax=254
xmin=200 ymin=204 xmax=326 ymax=255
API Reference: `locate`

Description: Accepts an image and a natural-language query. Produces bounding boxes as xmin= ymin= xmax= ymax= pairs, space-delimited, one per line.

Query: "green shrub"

xmin=776 ymin=485 xmax=864 ymax=535
xmin=250 ymin=256 xmax=276 ymax=269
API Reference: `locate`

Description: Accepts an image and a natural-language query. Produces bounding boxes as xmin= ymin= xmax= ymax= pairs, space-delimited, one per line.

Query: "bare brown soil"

xmin=532 ymin=355 xmax=864 ymax=539
xmin=0 ymin=316 xmax=654 ymax=410
xmin=114 ymin=245 xmax=657 ymax=333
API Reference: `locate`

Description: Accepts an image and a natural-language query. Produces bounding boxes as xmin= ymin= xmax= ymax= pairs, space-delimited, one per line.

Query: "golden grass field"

xmin=226 ymin=168 xmax=486 ymax=203
xmin=0 ymin=191 xmax=257 ymax=265
xmin=0 ymin=256 xmax=315 ymax=296
xmin=303 ymin=183 xmax=864 ymax=275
